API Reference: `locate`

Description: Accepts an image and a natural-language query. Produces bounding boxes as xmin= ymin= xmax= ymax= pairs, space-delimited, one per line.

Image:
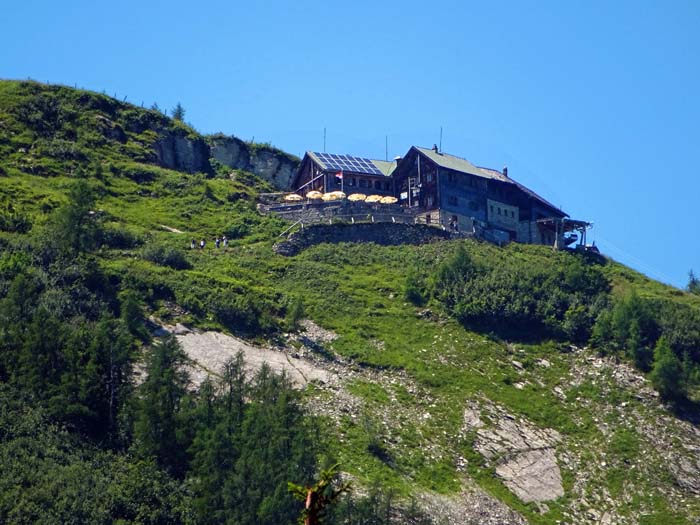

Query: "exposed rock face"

xmin=208 ymin=135 xmax=299 ymax=190
xmin=174 ymin=329 xmax=335 ymax=388
xmin=463 ymin=402 xmax=564 ymax=503
xmin=416 ymin=487 xmax=527 ymax=525
xmin=94 ymin=114 xmax=127 ymax=143
xmin=153 ymin=131 xmax=211 ymax=174
xmin=273 ymin=223 xmax=451 ymax=256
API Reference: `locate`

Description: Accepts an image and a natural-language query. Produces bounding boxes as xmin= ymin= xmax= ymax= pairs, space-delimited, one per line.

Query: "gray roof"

xmin=415 ymin=147 xmax=566 ymax=216
xmin=414 ymin=147 xmax=485 ymax=177
xmin=477 ymin=165 xmax=564 ymax=215
xmin=371 ymin=159 xmax=397 ymax=176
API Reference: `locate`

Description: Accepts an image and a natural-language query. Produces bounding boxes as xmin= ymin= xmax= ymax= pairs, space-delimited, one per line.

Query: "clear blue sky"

xmin=3 ymin=0 xmax=699 ymax=288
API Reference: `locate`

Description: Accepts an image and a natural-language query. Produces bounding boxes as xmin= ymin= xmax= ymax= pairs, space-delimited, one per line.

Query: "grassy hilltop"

xmin=1 ymin=80 xmax=700 ymax=524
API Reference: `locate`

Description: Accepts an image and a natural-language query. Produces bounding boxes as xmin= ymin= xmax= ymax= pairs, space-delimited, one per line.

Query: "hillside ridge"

xmin=2 ymin=80 xmax=700 ymax=525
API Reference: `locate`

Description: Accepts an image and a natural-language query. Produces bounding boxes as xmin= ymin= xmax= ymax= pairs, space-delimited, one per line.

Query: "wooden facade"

xmin=392 ymin=146 xmax=568 ymax=243
xmin=290 ymin=146 xmax=580 ymax=247
xmin=293 ymin=152 xmax=395 ymax=196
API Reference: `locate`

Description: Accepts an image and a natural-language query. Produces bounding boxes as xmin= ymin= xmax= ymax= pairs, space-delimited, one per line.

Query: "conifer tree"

xmin=134 ymin=335 xmax=189 ymax=475
xmin=51 ymin=180 xmax=99 ymax=254
xmin=688 ymin=269 xmax=700 ymax=295
xmin=171 ymin=102 xmax=185 ymax=121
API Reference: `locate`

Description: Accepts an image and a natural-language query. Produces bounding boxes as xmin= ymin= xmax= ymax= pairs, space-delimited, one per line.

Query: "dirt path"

xmin=159 ymin=224 xmax=184 ymax=233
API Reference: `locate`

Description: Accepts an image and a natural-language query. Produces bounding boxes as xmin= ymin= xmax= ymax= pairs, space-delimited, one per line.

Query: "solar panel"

xmin=312 ymin=152 xmax=384 ymax=176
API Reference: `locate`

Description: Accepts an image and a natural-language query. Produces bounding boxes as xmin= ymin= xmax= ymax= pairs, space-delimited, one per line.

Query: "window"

xmin=448 ymin=172 xmax=456 ymax=183
xmin=511 ymin=210 xmax=515 ymax=218
xmin=427 ymin=196 xmax=434 ymax=207
xmin=374 ymin=180 xmax=381 ymax=190
xmin=348 ymin=178 xmax=355 ymax=187
xmin=359 ymin=179 xmax=367 ymax=188
xmin=426 ymin=173 xmax=433 ymax=183
xmin=490 ymin=205 xmax=494 ymax=215
xmin=498 ymin=208 xmax=501 ymax=215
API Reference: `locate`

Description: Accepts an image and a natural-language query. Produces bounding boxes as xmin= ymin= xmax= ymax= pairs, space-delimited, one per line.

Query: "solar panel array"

xmin=313 ymin=152 xmax=384 ymax=176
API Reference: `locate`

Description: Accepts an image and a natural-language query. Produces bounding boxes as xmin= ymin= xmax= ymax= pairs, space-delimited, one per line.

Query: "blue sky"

xmin=3 ymin=0 xmax=698 ymax=288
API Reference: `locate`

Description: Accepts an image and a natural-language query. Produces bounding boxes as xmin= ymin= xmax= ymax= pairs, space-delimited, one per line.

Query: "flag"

xmin=335 ymin=170 xmax=343 ymax=179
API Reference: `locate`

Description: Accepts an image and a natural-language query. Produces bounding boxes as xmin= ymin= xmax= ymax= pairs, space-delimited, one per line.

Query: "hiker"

xmin=190 ymin=239 xmax=196 ymax=249
xmin=215 ymin=237 xmax=221 ymax=249
xmin=200 ymin=239 xmax=206 ymax=249
xmin=222 ymin=235 xmax=228 ymax=248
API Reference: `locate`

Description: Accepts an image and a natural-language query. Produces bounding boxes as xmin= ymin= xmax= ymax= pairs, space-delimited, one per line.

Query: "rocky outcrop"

xmin=208 ymin=134 xmax=299 ymax=190
xmin=273 ymin=223 xmax=451 ymax=256
xmin=153 ymin=131 xmax=211 ymax=174
xmin=463 ymin=401 xmax=564 ymax=504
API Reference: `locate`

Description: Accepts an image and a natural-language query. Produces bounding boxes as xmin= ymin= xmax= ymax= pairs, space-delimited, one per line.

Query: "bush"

xmin=209 ymin=289 xmax=276 ymax=334
xmin=141 ymin=244 xmax=190 ymax=270
xmin=0 ymin=210 xmax=32 ymax=233
xmin=650 ymin=337 xmax=685 ymax=402
xmin=101 ymin=225 xmax=141 ymax=249
xmin=224 ymin=217 xmax=252 ymax=239
xmin=431 ymin=246 xmax=608 ymax=341
xmin=404 ymin=271 xmax=425 ymax=306
xmin=284 ymin=296 xmax=305 ymax=331
xmin=590 ymin=293 xmax=659 ymax=368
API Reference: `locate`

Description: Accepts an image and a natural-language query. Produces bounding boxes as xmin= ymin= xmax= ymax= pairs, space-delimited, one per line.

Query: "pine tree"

xmin=134 ymin=335 xmax=190 ymax=475
xmin=688 ymin=270 xmax=700 ymax=295
xmin=51 ymin=180 xmax=99 ymax=254
xmin=171 ymin=102 xmax=185 ymax=121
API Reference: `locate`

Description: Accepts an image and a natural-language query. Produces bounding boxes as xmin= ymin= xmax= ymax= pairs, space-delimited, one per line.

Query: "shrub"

xmin=209 ymin=289 xmax=276 ymax=334
xmin=224 ymin=220 xmax=251 ymax=239
xmin=429 ymin=246 xmax=609 ymax=341
xmin=101 ymin=225 xmax=141 ymax=249
xmin=0 ymin=210 xmax=32 ymax=233
xmin=141 ymin=244 xmax=190 ymax=270
xmin=284 ymin=296 xmax=305 ymax=331
xmin=650 ymin=337 xmax=684 ymax=402
xmin=404 ymin=271 xmax=425 ymax=306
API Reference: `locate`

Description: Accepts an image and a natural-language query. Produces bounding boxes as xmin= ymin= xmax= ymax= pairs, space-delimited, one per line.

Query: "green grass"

xmin=3 ymin=79 xmax=700 ymax=524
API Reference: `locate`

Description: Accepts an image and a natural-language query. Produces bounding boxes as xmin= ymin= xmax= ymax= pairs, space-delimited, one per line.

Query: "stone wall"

xmin=208 ymin=135 xmax=300 ymax=190
xmin=273 ymin=222 xmax=451 ymax=256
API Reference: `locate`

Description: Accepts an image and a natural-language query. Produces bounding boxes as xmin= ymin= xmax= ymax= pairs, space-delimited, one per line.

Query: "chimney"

xmin=503 ymin=166 xmax=508 ymax=178
xmin=432 ymin=144 xmax=439 ymax=153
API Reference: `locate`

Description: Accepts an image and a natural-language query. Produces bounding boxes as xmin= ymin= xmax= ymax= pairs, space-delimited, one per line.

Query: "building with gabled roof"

xmin=392 ymin=145 xmax=570 ymax=245
xmin=294 ymin=151 xmax=397 ymax=195
xmin=289 ymin=144 xmax=587 ymax=248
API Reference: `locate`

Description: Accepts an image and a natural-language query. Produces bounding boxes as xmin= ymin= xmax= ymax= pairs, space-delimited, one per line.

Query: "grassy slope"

xmin=2 ymin=80 xmax=700 ymax=524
